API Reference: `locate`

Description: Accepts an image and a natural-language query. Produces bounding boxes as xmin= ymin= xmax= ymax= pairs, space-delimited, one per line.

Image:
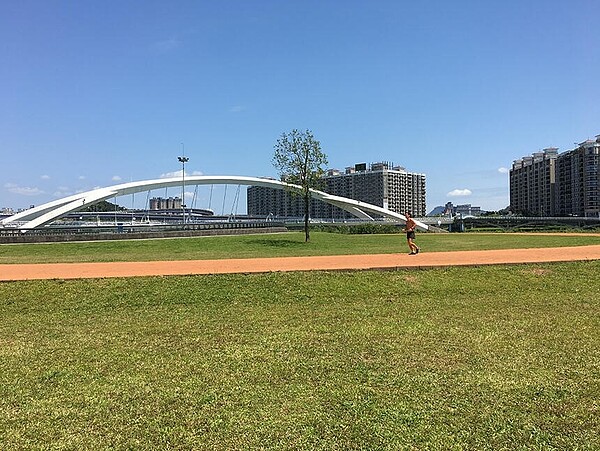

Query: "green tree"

xmin=272 ymin=129 xmax=328 ymax=242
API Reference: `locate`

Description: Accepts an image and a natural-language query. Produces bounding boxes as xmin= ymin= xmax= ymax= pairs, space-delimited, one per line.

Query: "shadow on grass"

xmin=246 ymin=239 xmax=306 ymax=248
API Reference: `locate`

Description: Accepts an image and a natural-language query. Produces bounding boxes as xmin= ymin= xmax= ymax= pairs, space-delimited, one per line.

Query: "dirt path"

xmin=2 ymin=245 xmax=600 ymax=281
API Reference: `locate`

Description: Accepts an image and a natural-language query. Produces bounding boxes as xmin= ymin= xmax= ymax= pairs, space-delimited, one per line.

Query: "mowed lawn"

xmin=1 ymin=231 xmax=600 ymax=263
xmin=1 ymin=261 xmax=599 ymax=449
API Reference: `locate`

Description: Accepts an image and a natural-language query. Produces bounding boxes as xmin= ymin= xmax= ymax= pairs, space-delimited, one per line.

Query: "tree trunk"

xmin=304 ymin=191 xmax=310 ymax=242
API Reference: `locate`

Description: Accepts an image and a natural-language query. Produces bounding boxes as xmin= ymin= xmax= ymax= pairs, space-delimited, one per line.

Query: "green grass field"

xmin=1 ymin=233 xmax=599 ymax=449
xmin=1 ymin=231 xmax=600 ymax=263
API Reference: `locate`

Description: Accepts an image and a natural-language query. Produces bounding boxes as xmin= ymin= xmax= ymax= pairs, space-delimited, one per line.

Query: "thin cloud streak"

xmin=447 ymin=188 xmax=472 ymax=197
xmin=5 ymin=183 xmax=44 ymax=196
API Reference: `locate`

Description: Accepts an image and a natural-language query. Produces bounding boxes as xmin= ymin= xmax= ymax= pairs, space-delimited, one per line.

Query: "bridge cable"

xmin=144 ymin=191 xmax=151 ymax=223
xmin=193 ymin=185 xmax=199 ymax=211
xmin=230 ymin=184 xmax=241 ymax=220
xmin=221 ymin=185 xmax=228 ymax=216
xmin=131 ymin=189 xmax=135 ymax=225
xmin=114 ymin=195 xmax=118 ymax=226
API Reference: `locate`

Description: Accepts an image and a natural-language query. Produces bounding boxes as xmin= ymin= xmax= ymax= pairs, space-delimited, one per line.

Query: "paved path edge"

xmin=2 ymin=244 xmax=600 ymax=281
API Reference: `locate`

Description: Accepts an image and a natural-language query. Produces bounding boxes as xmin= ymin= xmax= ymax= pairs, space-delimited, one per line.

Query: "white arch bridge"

xmin=0 ymin=176 xmax=429 ymax=232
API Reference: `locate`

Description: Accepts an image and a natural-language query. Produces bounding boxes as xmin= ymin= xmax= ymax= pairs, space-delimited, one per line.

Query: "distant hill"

xmin=427 ymin=206 xmax=446 ymax=216
xmin=81 ymin=200 xmax=125 ymax=212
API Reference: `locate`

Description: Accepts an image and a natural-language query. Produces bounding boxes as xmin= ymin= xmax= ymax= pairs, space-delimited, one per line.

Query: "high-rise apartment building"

xmin=509 ymin=135 xmax=600 ymax=217
xmin=556 ymin=137 xmax=600 ymax=217
xmin=509 ymin=148 xmax=558 ymax=216
xmin=246 ymin=182 xmax=306 ymax=218
xmin=149 ymin=197 xmax=182 ymax=210
xmin=247 ymin=162 xmax=427 ymax=219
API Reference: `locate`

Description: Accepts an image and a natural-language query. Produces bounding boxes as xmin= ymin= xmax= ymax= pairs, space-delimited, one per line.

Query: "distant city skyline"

xmin=2 ymin=1 xmax=599 ymax=212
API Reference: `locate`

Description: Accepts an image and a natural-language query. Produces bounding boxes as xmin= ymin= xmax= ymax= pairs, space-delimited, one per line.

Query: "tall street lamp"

xmin=178 ymin=148 xmax=189 ymax=225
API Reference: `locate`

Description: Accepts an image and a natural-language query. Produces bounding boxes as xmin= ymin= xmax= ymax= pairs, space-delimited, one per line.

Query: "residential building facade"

xmin=247 ymin=162 xmax=427 ymax=219
xmin=149 ymin=197 xmax=182 ymax=210
xmin=509 ymin=135 xmax=600 ymax=217
xmin=246 ymin=182 xmax=306 ymax=218
xmin=509 ymin=148 xmax=558 ymax=216
xmin=556 ymin=138 xmax=600 ymax=217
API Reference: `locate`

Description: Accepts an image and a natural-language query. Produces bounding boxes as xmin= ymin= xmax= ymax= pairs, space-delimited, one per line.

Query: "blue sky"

xmin=2 ymin=0 xmax=599 ymax=213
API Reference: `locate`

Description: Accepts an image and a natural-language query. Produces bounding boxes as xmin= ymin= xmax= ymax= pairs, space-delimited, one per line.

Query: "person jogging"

xmin=403 ymin=212 xmax=420 ymax=255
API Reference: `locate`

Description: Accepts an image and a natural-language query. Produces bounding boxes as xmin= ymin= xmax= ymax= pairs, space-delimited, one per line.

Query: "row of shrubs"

xmin=311 ymin=223 xmax=404 ymax=234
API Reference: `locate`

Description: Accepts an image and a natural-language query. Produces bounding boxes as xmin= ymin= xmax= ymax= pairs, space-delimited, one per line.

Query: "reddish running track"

xmin=1 ymin=245 xmax=600 ymax=281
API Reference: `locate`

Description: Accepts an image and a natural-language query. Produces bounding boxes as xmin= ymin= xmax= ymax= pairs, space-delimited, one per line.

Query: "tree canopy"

xmin=272 ymin=129 xmax=328 ymax=242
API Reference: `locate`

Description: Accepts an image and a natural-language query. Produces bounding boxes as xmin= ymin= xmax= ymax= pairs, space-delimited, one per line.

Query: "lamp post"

xmin=178 ymin=146 xmax=189 ymax=226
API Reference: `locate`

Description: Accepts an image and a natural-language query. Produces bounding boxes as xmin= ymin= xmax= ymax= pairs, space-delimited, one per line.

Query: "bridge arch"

xmin=1 ymin=176 xmax=429 ymax=231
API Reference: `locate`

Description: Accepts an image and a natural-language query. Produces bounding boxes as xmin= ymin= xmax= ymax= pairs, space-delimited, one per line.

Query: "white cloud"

xmin=160 ymin=170 xmax=184 ymax=178
xmin=78 ymin=175 xmax=86 ymax=180
xmin=54 ymin=186 xmax=72 ymax=197
xmin=153 ymin=37 xmax=181 ymax=53
xmin=5 ymin=183 xmax=44 ymax=196
xmin=447 ymin=188 xmax=472 ymax=197
xmin=41 ymin=175 xmax=51 ymax=180
xmin=112 ymin=175 xmax=122 ymax=181
xmin=229 ymin=105 xmax=245 ymax=113
xmin=161 ymin=170 xmax=203 ymax=178
xmin=498 ymin=167 xmax=509 ymax=174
